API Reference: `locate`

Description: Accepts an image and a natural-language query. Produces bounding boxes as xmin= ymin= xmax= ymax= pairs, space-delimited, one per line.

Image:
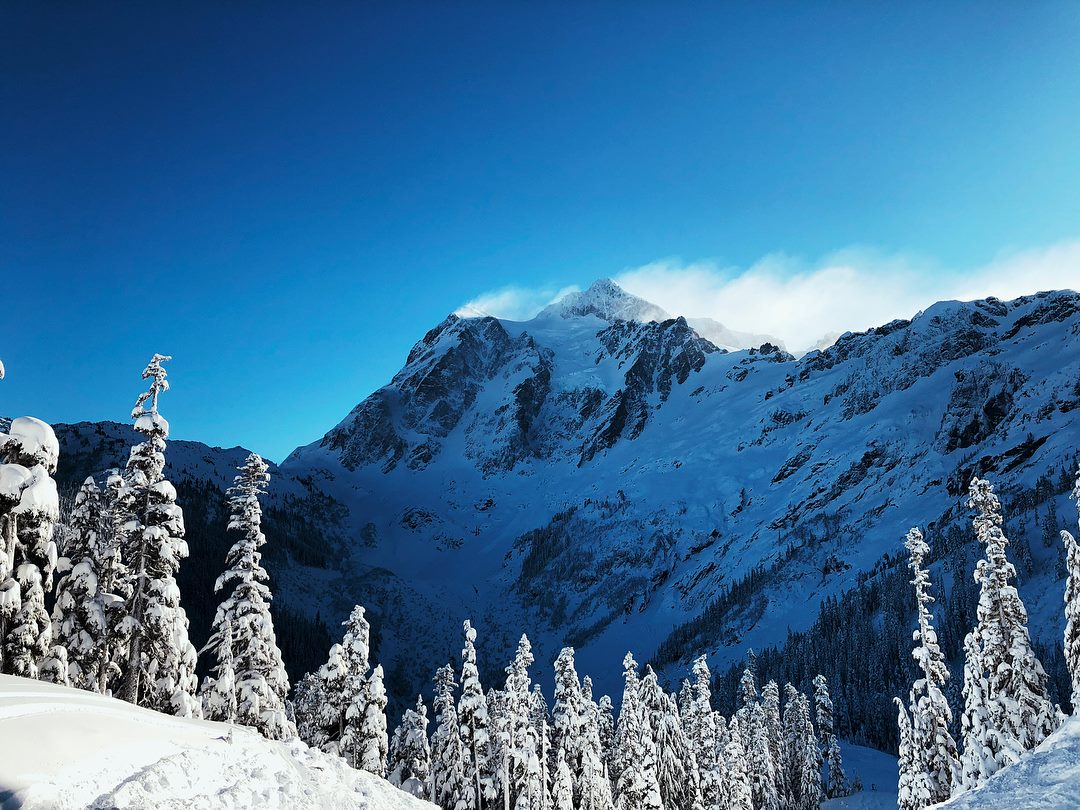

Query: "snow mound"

xmin=936 ymin=715 xmax=1080 ymax=809
xmin=0 ymin=675 xmax=436 ymax=810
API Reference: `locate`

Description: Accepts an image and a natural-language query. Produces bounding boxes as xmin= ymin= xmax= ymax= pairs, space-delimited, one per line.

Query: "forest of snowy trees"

xmin=3 ymin=352 xmax=1080 ymax=810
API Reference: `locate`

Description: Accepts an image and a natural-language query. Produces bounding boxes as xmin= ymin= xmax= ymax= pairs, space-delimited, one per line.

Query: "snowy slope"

xmin=0 ymin=674 xmax=435 ymax=810
xmin=278 ymin=282 xmax=1080 ymax=703
xmin=822 ymin=742 xmax=898 ymax=810
xmin=935 ymin=715 xmax=1080 ymax=809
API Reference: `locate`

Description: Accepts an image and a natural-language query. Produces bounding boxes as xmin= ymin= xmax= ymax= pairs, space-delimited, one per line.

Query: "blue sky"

xmin=3 ymin=3 xmax=1079 ymax=462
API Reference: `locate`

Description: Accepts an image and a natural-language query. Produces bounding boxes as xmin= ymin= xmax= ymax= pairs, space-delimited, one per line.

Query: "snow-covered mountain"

xmin=537 ymin=279 xmax=782 ymax=351
xmin=274 ymin=281 xmax=1080 ymax=706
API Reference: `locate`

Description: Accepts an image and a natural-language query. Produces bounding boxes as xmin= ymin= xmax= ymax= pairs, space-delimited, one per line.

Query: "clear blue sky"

xmin=3 ymin=3 xmax=1079 ymax=462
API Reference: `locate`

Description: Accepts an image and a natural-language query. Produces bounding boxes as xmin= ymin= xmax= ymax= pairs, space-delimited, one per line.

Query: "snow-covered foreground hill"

xmin=935 ymin=715 xmax=1080 ymax=809
xmin=0 ymin=675 xmax=435 ymax=810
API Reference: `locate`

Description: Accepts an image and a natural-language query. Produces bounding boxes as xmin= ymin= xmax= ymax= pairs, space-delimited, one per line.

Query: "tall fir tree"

xmin=895 ymin=697 xmax=918 ymax=810
xmin=552 ymin=647 xmax=584 ymax=797
xmin=689 ymin=655 xmax=722 ymax=810
xmin=1062 ymin=467 xmax=1080 ymax=708
xmin=812 ymin=674 xmax=849 ymax=800
xmin=460 ymin=620 xmax=495 ymax=809
xmin=49 ymin=476 xmax=108 ymax=689
xmin=356 ymin=663 xmax=389 ymax=777
xmin=433 ymin=663 xmax=473 ymax=810
xmin=901 ymin=528 xmax=958 ymax=804
xmin=961 ymin=477 xmax=1058 ymax=784
xmin=118 ymin=355 xmax=200 ymax=717
xmin=761 ymin=681 xmax=788 ymax=808
xmin=389 ymin=695 xmax=432 ymax=799
xmin=0 ymin=416 xmax=61 ymax=679
xmin=721 ymin=717 xmax=753 ymax=810
xmin=614 ymin=652 xmax=662 ymax=810
xmin=745 ymin=702 xmax=779 ymax=810
xmin=202 ymin=453 xmax=292 ymax=739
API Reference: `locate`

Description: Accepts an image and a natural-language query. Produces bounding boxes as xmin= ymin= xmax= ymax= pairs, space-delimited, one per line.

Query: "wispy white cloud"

xmin=459 ymin=239 xmax=1080 ymax=350
xmin=456 ymin=284 xmax=579 ymax=321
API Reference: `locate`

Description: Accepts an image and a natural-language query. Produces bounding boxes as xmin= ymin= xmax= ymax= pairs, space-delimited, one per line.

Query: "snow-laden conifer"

xmin=1062 ymin=467 xmax=1080 ymax=708
xmin=459 ymin=620 xmax=495 ymax=809
xmin=613 ymin=652 xmax=661 ymax=810
xmin=552 ymin=647 xmax=584 ymax=795
xmin=433 ymin=663 xmax=473 ymax=810
xmin=202 ymin=453 xmax=292 ymax=738
xmin=721 ymin=716 xmax=752 ymax=810
xmin=895 ymin=697 xmax=918 ymax=810
xmin=118 ymin=355 xmax=200 ymax=717
xmin=688 ymin=655 xmax=721 ymax=810
xmin=761 ymin=681 xmax=787 ymax=808
xmin=202 ymin=623 xmax=238 ymax=723
xmin=578 ymin=676 xmax=614 ymax=810
xmin=640 ymin=667 xmax=697 ymax=810
xmin=746 ymin=702 xmax=779 ymax=810
xmin=901 ymin=528 xmax=958 ymax=803
xmin=812 ymin=674 xmax=849 ymax=799
xmin=389 ymin=695 xmax=432 ymax=799
xmin=0 ymin=416 xmax=60 ymax=679
xmin=355 ymin=663 xmax=388 ymax=777
xmin=552 ymin=744 xmax=574 ymax=810
xmin=962 ymin=477 xmax=1058 ymax=777
xmin=49 ymin=477 xmax=108 ymax=690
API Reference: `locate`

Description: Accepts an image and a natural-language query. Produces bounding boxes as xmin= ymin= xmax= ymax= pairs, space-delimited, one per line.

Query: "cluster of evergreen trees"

xmin=300 ymin=615 xmax=852 ymax=810
xmin=2 ymin=354 xmax=294 ymax=740
xmin=896 ymin=472 xmax=1080 ymax=808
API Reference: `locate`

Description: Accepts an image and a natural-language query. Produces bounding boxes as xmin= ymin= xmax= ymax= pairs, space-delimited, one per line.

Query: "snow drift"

xmin=0 ymin=674 xmax=436 ymax=810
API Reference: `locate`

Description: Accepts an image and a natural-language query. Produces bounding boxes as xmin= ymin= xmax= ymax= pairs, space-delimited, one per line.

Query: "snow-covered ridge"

xmin=0 ymin=674 xmax=435 ymax=809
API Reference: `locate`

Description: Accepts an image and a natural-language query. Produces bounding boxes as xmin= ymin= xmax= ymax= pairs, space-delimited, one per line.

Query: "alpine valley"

xmin=48 ymin=280 xmax=1080 ymax=747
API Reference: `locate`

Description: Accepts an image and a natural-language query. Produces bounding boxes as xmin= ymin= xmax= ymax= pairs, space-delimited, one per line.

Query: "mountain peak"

xmin=538 ymin=278 xmax=672 ymax=323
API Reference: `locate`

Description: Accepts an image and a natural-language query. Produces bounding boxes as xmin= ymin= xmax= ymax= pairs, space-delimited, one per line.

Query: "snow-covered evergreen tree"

xmin=337 ymin=606 xmax=377 ymax=768
xmin=552 ymin=647 xmax=584 ymax=795
xmin=118 ymin=355 xmax=200 ymax=717
xmin=614 ymin=652 xmax=662 ymax=810
xmin=49 ymin=476 xmax=108 ymax=690
xmin=201 ymin=453 xmax=292 ymax=739
xmin=781 ymin=685 xmax=821 ymax=810
xmin=597 ymin=693 xmax=615 ymax=777
xmin=501 ymin=635 xmax=544 ymax=810
xmin=552 ymin=744 xmax=574 ymax=810
xmin=761 ymin=681 xmax=787 ymax=808
xmin=721 ymin=717 xmax=753 ymax=810
xmin=895 ymin=697 xmax=918 ymax=810
xmin=578 ymin=676 xmax=614 ymax=810
xmin=1062 ymin=467 xmax=1080 ymax=708
xmin=746 ymin=702 xmax=779 ymax=810
xmin=202 ymin=623 xmax=238 ymax=723
xmin=812 ymin=674 xmax=849 ymax=799
xmin=356 ymin=663 xmax=389 ymax=777
xmin=389 ymin=695 xmax=432 ymax=799
xmin=97 ymin=471 xmax=134 ymax=694
xmin=901 ymin=528 xmax=958 ymax=804
xmin=293 ymin=670 xmax=329 ymax=749
xmin=960 ymin=477 xmax=1058 ymax=785
xmin=641 ymin=667 xmax=696 ymax=810
xmin=959 ymin=630 xmax=1016 ymax=790
xmin=688 ymin=655 xmax=722 ymax=810
xmin=0 ymin=416 xmax=60 ymax=679
xmin=433 ymin=663 xmax=473 ymax=810
xmin=460 ymin=620 xmax=495 ymax=809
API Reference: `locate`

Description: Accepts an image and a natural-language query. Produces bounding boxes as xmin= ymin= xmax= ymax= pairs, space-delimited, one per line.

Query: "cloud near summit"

xmin=459 ymin=239 xmax=1080 ymax=351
